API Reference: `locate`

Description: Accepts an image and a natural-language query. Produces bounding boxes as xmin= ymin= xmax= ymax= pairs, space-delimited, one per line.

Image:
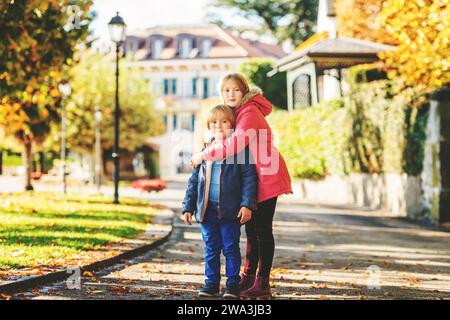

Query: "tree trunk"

xmin=39 ymin=151 xmax=45 ymax=173
xmin=23 ymin=136 xmax=33 ymax=191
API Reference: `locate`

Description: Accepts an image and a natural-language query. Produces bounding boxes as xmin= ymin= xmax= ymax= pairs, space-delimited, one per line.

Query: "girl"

xmin=190 ymin=73 xmax=292 ymax=299
xmin=182 ymin=104 xmax=257 ymax=299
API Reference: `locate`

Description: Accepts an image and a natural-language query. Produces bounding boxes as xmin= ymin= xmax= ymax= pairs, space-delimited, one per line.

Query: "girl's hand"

xmin=237 ymin=207 xmax=252 ymax=224
xmin=190 ymin=152 xmax=204 ymax=167
xmin=183 ymin=212 xmax=193 ymax=225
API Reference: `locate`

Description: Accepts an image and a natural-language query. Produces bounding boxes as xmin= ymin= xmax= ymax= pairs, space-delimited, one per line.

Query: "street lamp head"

xmin=58 ymin=82 xmax=72 ymax=97
xmin=108 ymin=11 xmax=127 ymax=44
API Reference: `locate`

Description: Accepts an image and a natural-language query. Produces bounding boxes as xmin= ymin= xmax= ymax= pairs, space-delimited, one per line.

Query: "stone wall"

xmin=285 ymin=173 xmax=421 ymax=218
xmin=423 ymin=85 xmax=450 ymax=224
xmin=283 ymin=84 xmax=450 ymax=225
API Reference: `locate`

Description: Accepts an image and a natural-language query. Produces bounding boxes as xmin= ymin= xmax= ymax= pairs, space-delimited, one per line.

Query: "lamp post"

xmin=58 ymin=82 xmax=71 ymax=194
xmin=94 ymin=106 xmax=102 ymax=191
xmin=108 ymin=12 xmax=126 ymax=204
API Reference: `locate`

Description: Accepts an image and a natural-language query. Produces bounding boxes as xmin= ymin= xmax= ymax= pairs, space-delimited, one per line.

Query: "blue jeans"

xmin=201 ymin=200 xmax=241 ymax=288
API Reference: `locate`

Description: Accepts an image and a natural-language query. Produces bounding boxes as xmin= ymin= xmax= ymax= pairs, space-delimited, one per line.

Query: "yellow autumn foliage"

xmin=335 ymin=0 xmax=398 ymax=45
xmin=379 ymin=0 xmax=450 ymax=94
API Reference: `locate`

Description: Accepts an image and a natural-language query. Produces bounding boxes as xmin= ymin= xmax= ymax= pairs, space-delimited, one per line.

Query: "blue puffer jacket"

xmin=182 ymin=146 xmax=257 ymax=223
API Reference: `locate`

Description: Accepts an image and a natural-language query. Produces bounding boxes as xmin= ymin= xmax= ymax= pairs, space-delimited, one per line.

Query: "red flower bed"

xmin=31 ymin=172 xmax=43 ymax=180
xmin=131 ymin=179 xmax=166 ymax=192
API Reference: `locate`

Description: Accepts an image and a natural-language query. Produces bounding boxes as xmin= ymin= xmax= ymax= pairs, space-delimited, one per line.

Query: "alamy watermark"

xmin=66 ymin=267 xmax=81 ymax=290
xmin=174 ymin=128 xmax=282 ymax=175
xmin=366 ymin=265 xmax=382 ymax=290
xmin=65 ymin=5 xmax=82 ymax=30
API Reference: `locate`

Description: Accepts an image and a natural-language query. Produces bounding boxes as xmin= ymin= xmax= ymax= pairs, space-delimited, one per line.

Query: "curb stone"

xmin=0 ymin=208 xmax=174 ymax=295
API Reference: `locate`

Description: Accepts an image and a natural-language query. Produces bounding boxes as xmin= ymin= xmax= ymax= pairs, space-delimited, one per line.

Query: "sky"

xmin=90 ymin=0 xmax=255 ymax=44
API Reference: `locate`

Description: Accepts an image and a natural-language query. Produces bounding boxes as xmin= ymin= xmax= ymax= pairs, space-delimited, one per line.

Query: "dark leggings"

xmin=244 ymin=197 xmax=278 ymax=277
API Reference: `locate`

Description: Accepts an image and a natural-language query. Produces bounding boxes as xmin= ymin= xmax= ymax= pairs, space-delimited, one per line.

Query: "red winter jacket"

xmin=202 ymin=88 xmax=292 ymax=203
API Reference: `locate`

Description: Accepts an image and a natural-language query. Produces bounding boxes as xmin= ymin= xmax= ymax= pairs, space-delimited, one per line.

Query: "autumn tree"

xmin=209 ymin=0 xmax=318 ymax=46
xmin=334 ymin=0 xmax=397 ymax=45
xmin=43 ymin=53 xmax=165 ymax=180
xmin=379 ymin=0 xmax=449 ymax=95
xmin=0 ymin=0 xmax=93 ymax=190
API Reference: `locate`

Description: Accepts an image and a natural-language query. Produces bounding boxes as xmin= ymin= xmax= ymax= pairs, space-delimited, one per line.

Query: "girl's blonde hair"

xmin=206 ymin=104 xmax=235 ymax=129
xmin=220 ymin=73 xmax=250 ymax=97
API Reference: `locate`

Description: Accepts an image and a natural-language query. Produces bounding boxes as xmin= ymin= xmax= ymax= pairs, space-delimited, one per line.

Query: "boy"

xmin=182 ymin=105 xmax=257 ymax=299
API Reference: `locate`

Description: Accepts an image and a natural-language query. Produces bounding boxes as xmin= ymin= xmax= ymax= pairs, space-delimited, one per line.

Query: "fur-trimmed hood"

xmin=233 ymin=87 xmax=272 ymax=117
xmin=237 ymin=87 xmax=263 ymax=107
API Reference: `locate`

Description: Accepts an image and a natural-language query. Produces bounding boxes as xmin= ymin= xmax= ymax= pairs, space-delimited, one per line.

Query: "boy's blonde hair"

xmin=206 ymin=104 xmax=235 ymax=129
xmin=220 ymin=73 xmax=250 ymax=97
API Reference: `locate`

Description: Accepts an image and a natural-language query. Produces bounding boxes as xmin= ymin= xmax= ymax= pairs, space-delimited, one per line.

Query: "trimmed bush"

xmin=268 ymin=99 xmax=349 ymax=180
xmin=267 ymin=64 xmax=428 ymax=179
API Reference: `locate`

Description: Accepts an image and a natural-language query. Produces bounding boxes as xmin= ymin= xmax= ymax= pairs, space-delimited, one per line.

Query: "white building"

xmin=124 ymin=24 xmax=285 ymax=178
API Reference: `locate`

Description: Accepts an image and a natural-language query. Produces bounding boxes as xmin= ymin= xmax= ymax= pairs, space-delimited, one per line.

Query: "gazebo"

xmin=269 ymin=32 xmax=396 ymax=110
xmin=268 ymin=31 xmax=395 ymax=110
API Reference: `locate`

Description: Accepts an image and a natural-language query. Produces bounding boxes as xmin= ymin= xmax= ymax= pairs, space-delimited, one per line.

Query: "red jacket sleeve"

xmin=202 ymin=107 xmax=264 ymax=161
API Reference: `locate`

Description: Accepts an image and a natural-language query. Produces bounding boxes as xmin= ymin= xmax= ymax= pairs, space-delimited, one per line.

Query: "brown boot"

xmin=240 ymin=275 xmax=271 ymax=299
xmin=239 ymin=273 xmax=256 ymax=292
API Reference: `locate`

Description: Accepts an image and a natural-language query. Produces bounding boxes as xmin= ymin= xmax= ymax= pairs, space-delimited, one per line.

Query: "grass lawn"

xmin=0 ymin=192 xmax=157 ymax=270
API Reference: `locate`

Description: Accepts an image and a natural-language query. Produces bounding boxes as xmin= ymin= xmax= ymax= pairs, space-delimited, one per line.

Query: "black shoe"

xmin=199 ymin=285 xmax=220 ymax=298
xmin=223 ymin=285 xmax=240 ymax=299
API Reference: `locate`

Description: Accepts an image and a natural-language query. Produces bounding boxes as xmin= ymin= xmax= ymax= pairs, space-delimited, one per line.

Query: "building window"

xmin=172 ymin=79 xmax=177 ymax=95
xmin=203 ymin=78 xmax=209 ymax=99
xmin=201 ymin=39 xmax=212 ymax=57
xmin=164 ymin=79 xmax=178 ymax=96
xmin=179 ymin=78 xmax=192 ymax=97
xmin=126 ymin=40 xmax=138 ymax=56
xmin=164 ymin=79 xmax=169 ymax=95
xmin=173 ymin=114 xmax=177 ymax=130
xmin=192 ymin=78 xmax=197 ymax=97
xmin=179 ymin=113 xmax=194 ymax=131
xmin=211 ymin=77 xmax=220 ymax=97
xmin=180 ymin=38 xmax=191 ymax=58
xmin=152 ymin=39 xmax=163 ymax=59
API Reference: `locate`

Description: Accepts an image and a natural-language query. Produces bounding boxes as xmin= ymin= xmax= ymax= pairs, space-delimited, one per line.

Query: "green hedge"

xmin=268 ymin=99 xmax=349 ymax=180
xmin=267 ymin=64 xmax=429 ymax=179
xmin=3 ymin=154 xmax=22 ymax=167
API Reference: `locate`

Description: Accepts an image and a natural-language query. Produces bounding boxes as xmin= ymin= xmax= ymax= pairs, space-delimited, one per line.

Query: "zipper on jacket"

xmin=217 ymin=162 xmax=222 ymax=219
xmin=201 ymin=165 xmax=207 ymax=223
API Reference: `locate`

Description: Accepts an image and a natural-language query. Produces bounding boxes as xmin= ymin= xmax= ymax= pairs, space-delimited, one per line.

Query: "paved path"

xmin=3 ymin=179 xmax=449 ymax=300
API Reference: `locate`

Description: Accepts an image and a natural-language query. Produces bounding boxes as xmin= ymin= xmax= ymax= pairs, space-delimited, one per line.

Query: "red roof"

xmin=125 ymin=24 xmax=286 ymax=60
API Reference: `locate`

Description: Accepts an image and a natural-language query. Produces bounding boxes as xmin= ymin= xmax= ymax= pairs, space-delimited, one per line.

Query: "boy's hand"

xmin=190 ymin=152 xmax=204 ymax=167
xmin=183 ymin=212 xmax=193 ymax=225
xmin=237 ymin=207 xmax=252 ymax=224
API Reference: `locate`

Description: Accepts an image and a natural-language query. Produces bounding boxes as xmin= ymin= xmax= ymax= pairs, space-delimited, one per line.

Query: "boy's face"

xmin=209 ymin=115 xmax=233 ymax=141
xmin=222 ymin=79 xmax=244 ymax=108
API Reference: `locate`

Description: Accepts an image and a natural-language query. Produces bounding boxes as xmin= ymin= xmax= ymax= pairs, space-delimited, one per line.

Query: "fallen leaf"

xmin=10 ymin=250 xmax=25 ymax=257
xmin=91 ymin=290 xmax=104 ymax=294
xmin=131 ymin=288 xmax=145 ymax=294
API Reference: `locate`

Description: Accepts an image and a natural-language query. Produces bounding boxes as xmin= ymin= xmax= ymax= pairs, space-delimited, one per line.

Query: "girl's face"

xmin=209 ymin=115 xmax=233 ymax=141
xmin=222 ymin=79 xmax=244 ymax=108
